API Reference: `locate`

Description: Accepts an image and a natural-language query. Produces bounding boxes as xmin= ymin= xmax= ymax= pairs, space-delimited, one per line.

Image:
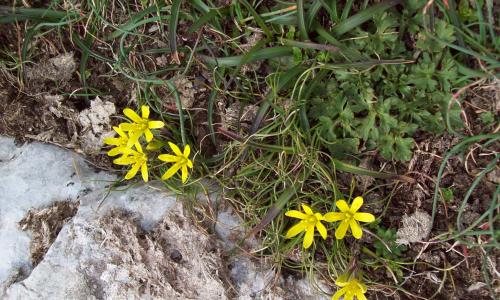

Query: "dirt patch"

xmin=78 ymin=97 xmax=116 ymax=154
xmin=0 ymin=26 xmax=130 ymax=170
xmin=19 ymin=201 xmax=79 ymax=266
xmin=92 ymin=208 xmax=229 ymax=299
xmin=24 ymin=52 xmax=77 ymax=88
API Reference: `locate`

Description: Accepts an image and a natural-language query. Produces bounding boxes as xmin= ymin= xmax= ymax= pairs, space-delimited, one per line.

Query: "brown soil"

xmin=19 ymin=201 xmax=79 ymax=266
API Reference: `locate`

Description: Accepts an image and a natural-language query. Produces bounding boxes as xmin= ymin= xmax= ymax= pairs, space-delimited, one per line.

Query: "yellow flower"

xmin=325 ymin=196 xmax=375 ymax=239
xmin=113 ymin=143 xmax=149 ymax=182
xmin=103 ymin=126 xmax=139 ymax=156
xmin=285 ymin=204 xmax=335 ymax=249
xmin=120 ymin=105 xmax=165 ymax=147
xmin=158 ymin=142 xmax=193 ymax=183
xmin=332 ymin=273 xmax=368 ymax=300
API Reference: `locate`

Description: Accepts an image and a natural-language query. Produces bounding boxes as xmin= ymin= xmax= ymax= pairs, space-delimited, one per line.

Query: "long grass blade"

xmin=331 ymin=0 xmax=400 ymax=37
xmin=199 ymin=46 xmax=293 ymax=67
xmin=169 ymin=0 xmax=182 ymax=64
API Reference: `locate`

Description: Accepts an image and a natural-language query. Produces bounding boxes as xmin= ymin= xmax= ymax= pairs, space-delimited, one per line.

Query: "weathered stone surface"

xmin=0 ymin=136 xmax=329 ymax=299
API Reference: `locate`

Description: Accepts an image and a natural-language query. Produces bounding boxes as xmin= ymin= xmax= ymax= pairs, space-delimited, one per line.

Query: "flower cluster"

xmin=332 ymin=272 xmax=368 ymax=300
xmin=104 ymin=105 xmax=193 ymax=183
xmin=284 ymin=196 xmax=375 ymax=300
xmin=285 ymin=196 xmax=375 ymax=248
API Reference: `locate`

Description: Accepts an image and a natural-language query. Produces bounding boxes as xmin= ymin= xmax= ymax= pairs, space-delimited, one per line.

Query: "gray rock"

xmin=396 ymin=210 xmax=432 ymax=245
xmin=0 ymin=136 xmax=330 ymax=299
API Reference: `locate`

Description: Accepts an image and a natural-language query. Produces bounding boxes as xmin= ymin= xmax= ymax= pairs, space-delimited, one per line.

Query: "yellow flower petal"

xmin=127 ymin=131 xmax=143 ymax=148
xmin=323 ymin=212 xmax=346 ymax=222
xmin=125 ymin=162 xmax=141 ymax=179
xmin=141 ymin=105 xmax=150 ymax=118
xmin=104 ymin=137 xmax=122 ymax=146
xmin=183 ymin=144 xmax=190 ymax=157
xmin=349 ymin=219 xmax=363 ymax=239
xmin=141 ymin=162 xmax=148 ymax=182
xmin=187 ymin=159 xmax=193 ymax=168
xmin=113 ymin=156 xmax=135 ymax=165
xmin=114 ymin=126 xmax=127 ymax=138
xmin=344 ymin=293 xmax=354 ymax=300
xmin=134 ymin=142 xmax=143 ymax=153
xmin=335 ymin=273 xmax=350 ymax=287
xmin=303 ymin=224 xmax=315 ymax=248
xmin=144 ymin=129 xmax=153 ymax=142
xmin=358 ymin=281 xmax=367 ymax=293
xmin=108 ymin=147 xmax=129 ymax=156
xmin=350 ymin=196 xmax=363 ymax=213
xmin=161 ymin=162 xmax=181 ymax=180
xmin=123 ymin=108 xmax=143 ymax=123
xmin=353 ymin=212 xmax=375 ymax=223
xmin=119 ymin=122 xmax=137 ymax=131
xmin=314 ymin=212 xmax=324 ymax=221
xmin=355 ymin=290 xmax=367 ymax=300
xmin=335 ymin=219 xmax=350 ymax=239
xmin=301 ymin=204 xmax=314 ymax=215
xmin=332 ymin=286 xmax=348 ymax=300
xmin=336 ymin=200 xmax=350 ymax=212
xmin=285 ymin=221 xmax=307 ymax=238
xmin=181 ymin=164 xmax=188 ymax=183
xmin=168 ymin=142 xmax=183 ymax=156
xmin=158 ymin=154 xmax=180 ymax=162
xmin=316 ymin=221 xmax=327 ymax=240
xmin=148 ymin=120 xmax=164 ymax=129
xmin=285 ymin=210 xmax=308 ymax=219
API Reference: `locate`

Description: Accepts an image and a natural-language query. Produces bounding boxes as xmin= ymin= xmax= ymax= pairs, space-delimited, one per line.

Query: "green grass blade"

xmin=188 ymin=8 xmax=219 ymax=33
xmin=207 ymin=90 xmax=217 ymax=146
xmin=307 ymin=1 xmax=322 ymax=29
xmin=486 ymin=0 xmax=499 ymax=50
xmin=247 ymin=185 xmax=297 ymax=237
xmin=315 ymin=24 xmax=365 ymax=60
xmin=331 ymin=159 xmax=415 ymax=183
xmin=199 ymin=46 xmax=293 ymax=67
xmin=456 ymin=156 xmax=499 ymax=231
xmin=444 ymin=0 xmax=466 ymax=48
xmin=169 ymin=0 xmax=182 ymax=63
xmin=331 ymin=0 xmax=400 ymax=37
xmin=297 ymin=0 xmax=309 ymax=40
xmin=72 ymin=34 xmax=115 ymax=63
xmin=340 ymin=0 xmax=354 ymax=21
xmin=0 ymin=6 xmax=76 ymax=22
xmin=107 ymin=4 xmax=166 ymax=40
xmin=431 ymin=134 xmax=500 ymax=228
xmin=250 ymin=65 xmax=306 ymax=134
xmin=281 ymin=38 xmax=340 ymax=52
xmin=238 ymin=0 xmax=273 ymax=39
xmin=166 ymin=80 xmax=187 ymax=146
xmin=190 ymin=0 xmax=210 ymax=13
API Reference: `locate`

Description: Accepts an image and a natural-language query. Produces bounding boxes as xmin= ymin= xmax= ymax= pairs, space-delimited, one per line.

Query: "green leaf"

xmin=330 ymin=0 xmax=400 ymax=37
xmin=480 ymin=112 xmax=494 ymax=125
xmin=394 ymin=137 xmax=414 ymax=161
xmin=327 ymin=138 xmax=360 ymax=158
xmin=416 ymin=19 xmax=455 ymax=52
xmin=379 ymin=135 xmax=395 ymax=160
xmin=358 ymin=111 xmax=376 ymax=141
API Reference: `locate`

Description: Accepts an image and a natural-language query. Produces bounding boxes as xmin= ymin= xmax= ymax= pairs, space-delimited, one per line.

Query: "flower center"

xmin=134 ymin=152 xmax=147 ymax=163
xmin=179 ymin=156 xmax=187 ymax=165
xmin=306 ymin=215 xmax=318 ymax=225
xmin=344 ymin=212 xmax=353 ymax=219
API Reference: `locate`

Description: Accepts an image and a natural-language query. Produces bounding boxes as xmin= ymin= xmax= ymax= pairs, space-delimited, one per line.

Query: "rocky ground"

xmin=0 ymin=135 xmax=331 ymax=299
